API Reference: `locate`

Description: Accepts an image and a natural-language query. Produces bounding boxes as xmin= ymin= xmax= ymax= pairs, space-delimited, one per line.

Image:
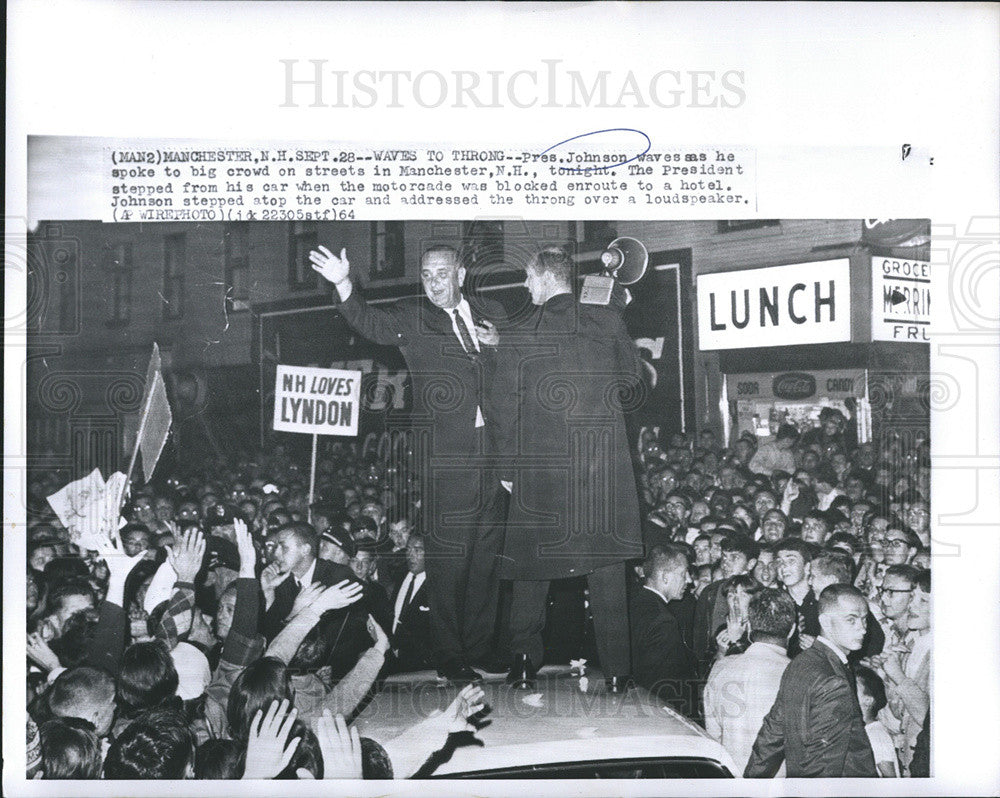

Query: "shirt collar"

xmin=642 ymin=584 xmax=670 ymax=604
xmin=296 ymin=557 xmax=317 ymax=588
xmin=815 ymin=635 xmax=849 ymax=664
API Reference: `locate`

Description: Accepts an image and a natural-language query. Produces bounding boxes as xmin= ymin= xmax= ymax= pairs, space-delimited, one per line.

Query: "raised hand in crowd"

xmin=313 ymin=710 xmax=362 ymax=779
xmin=446 ymin=683 xmax=488 ymax=734
xmin=241 ymin=699 xmax=302 ymax=780
xmin=315 ymin=580 xmax=365 ymax=613
xmin=26 ymin=632 xmax=61 ymax=673
xmin=165 ymin=526 xmax=206 ymax=583
xmin=234 ymin=517 xmax=258 ymax=578
xmin=96 ymin=535 xmax=148 ymax=606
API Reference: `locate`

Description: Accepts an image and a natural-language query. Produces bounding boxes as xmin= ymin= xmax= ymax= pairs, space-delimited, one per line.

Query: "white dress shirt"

xmin=448 ymin=297 xmax=485 ymax=428
xmin=392 ymin=570 xmax=426 ymax=634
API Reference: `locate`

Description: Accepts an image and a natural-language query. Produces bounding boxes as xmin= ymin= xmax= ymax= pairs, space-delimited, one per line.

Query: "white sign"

xmin=871 ymin=256 xmax=931 ymax=342
xmin=273 ymin=365 xmax=361 ymax=436
xmin=696 ymin=259 xmax=852 ymax=350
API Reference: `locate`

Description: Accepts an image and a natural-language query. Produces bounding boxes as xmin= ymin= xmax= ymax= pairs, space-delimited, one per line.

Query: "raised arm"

xmin=310 ymin=246 xmax=414 ymax=346
xmin=319 ymin=615 xmax=390 ymax=719
xmin=266 ymin=581 xmax=365 ymax=665
xmin=84 ymin=537 xmax=147 ymax=675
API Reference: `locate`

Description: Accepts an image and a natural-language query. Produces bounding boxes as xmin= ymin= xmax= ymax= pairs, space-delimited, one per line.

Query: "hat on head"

xmin=320 ymin=526 xmax=357 ymax=558
xmin=205 ymin=536 xmax=241 ymax=571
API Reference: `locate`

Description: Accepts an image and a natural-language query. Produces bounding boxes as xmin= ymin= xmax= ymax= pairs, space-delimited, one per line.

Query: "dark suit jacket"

xmin=388 ymin=573 xmax=432 ymax=673
xmin=260 ymin=557 xmax=361 ymax=641
xmin=629 ymin=585 xmax=698 ymax=718
xmin=744 ymin=640 xmax=877 ymax=778
xmin=337 ymin=290 xmax=505 ymax=548
xmin=495 ymin=294 xmax=643 ymax=580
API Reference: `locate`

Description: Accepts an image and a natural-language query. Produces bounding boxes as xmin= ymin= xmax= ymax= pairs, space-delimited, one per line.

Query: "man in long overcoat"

xmin=494 ymin=246 xmax=644 ymax=688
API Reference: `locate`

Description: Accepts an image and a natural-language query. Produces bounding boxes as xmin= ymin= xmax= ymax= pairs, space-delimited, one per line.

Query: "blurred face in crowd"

xmin=718 ymin=466 xmax=739 ymax=491
xmin=720 ymin=548 xmax=753 ymax=580
xmin=29 ymin=544 xmax=56 ymax=573
xmin=201 ymin=493 xmax=219 ymax=517
xmin=350 ymin=550 xmax=377 ymax=582
xmin=732 ymin=505 xmax=755 ymax=533
xmin=850 ymin=503 xmax=870 ymax=532
xmin=879 ymin=573 xmax=913 ymax=621
xmin=754 ymin=491 xmax=777 ymax=518
xmin=26 ymin=574 xmax=40 ymax=613
xmin=651 ymin=469 xmax=677 ymax=500
xmin=389 ymin=519 xmax=412 ymax=550
xmin=821 ymin=593 xmax=869 ymax=652
xmin=831 ymin=452 xmax=849 ymax=476
xmin=154 ymin=496 xmax=175 ymax=523
xmin=405 ymin=537 xmax=426 ymax=575
xmin=421 ymin=249 xmax=465 ymax=310
xmin=906 ymin=502 xmax=930 ymax=535
xmin=122 ymin=527 xmax=152 ymax=557
xmin=754 ymin=549 xmax=777 ymax=587
xmin=709 ymin=533 xmax=726 ymax=565
xmin=692 ymin=538 xmax=712 ymax=566
xmin=272 ymin=528 xmax=312 ymax=575
xmin=689 ymin=500 xmax=710 ymax=525
xmin=907 ymin=583 xmax=931 ymax=633
xmin=133 ymin=497 xmax=156 ymax=526
xmin=776 ymin=549 xmax=807 ymax=588
xmin=663 ymin=496 xmax=689 ymax=526
xmin=214 ymin=588 xmax=237 ymax=640
xmin=177 ymin=501 xmax=200 ymax=525
xmin=319 ymin=538 xmax=351 ymax=566
xmin=760 ymin=510 xmax=787 ymax=543
xmin=801 ymin=516 xmax=829 ymax=546
xmin=801 ymin=450 xmax=820 ymax=473
xmin=884 ymin=528 xmax=915 ymax=566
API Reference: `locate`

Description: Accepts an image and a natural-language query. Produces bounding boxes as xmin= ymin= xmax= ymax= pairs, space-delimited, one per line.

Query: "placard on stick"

xmin=273 ymin=365 xmax=362 ymax=436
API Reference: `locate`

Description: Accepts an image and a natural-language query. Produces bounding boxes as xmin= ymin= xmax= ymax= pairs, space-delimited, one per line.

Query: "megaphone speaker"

xmin=601 ymin=237 xmax=649 ymax=285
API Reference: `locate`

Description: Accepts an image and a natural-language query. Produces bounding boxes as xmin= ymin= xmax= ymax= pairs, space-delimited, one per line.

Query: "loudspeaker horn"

xmin=600 ymin=237 xmax=648 ymax=285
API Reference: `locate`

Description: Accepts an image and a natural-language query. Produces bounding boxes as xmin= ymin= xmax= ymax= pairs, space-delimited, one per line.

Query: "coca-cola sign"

xmin=772 ymin=372 xmax=816 ymax=400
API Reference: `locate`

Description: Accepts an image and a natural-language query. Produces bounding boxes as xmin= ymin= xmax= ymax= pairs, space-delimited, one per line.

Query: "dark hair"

xmin=422 ymin=244 xmax=461 ymax=267
xmin=49 ymin=608 xmax=100 ymax=668
xmin=227 ymin=657 xmax=292 ymax=742
xmin=775 ymin=424 xmax=799 ymax=442
xmin=855 ymin=665 xmax=888 ymax=714
xmin=914 ymin=568 xmax=931 ymax=593
xmin=817 ymin=583 xmax=867 ymax=615
xmin=42 ymin=557 xmax=92 ymax=588
xmin=103 ymin=708 xmax=195 ymax=779
xmin=825 ymin=531 xmax=862 ymax=555
xmin=883 ymin=563 xmax=920 ymax=586
xmin=810 ymin=552 xmax=854 ymax=586
xmin=814 ymin=463 xmax=839 ymax=488
xmin=720 ymin=533 xmax=760 ymax=562
xmin=722 ymin=573 xmax=763 ymax=599
xmin=275 ymin=720 xmax=323 ymax=779
xmin=118 ymin=639 xmax=180 ymax=716
xmin=48 ymin=667 xmax=116 ymax=722
xmin=276 ymin=522 xmax=319 ymax=557
xmin=195 ymin=738 xmax=242 ymax=780
xmin=642 ymin=544 xmax=690 ymax=581
xmin=44 ymin=579 xmax=96 ymax=618
xmin=528 ymin=246 xmax=574 ymax=286
xmin=747 ymin=588 xmax=797 ymax=638
xmin=361 ymin=736 xmax=394 ymax=779
xmin=774 ymin=536 xmax=817 ymax=562
xmin=40 ymin=717 xmax=102 ymax=779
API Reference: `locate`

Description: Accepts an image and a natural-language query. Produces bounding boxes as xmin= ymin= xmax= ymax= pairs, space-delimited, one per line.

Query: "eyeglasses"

xmin=878 ymin=586 xmax=912 ymax=595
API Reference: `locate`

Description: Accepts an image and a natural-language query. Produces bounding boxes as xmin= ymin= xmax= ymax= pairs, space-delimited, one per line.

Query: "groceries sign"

xmin=273 ymin=365 xmax=362 ymax=436
xmin=871 ymin=257 xmax=931 ymax=342
xmin=697 ymin=259 xmax=852 ymax=350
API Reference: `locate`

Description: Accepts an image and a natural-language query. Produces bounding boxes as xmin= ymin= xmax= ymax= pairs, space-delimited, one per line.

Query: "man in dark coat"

xmin=630 ymin=544 xmax=698 ymax=717
xmin=744 ymin=584 xmax=878 ymax=777
xmin=259 ymin=522 xmax=371 ymax=678
xmin=310 ymin=244 xmax=508 ymax=682
xmin=494 ymin=246 xmax=644 ymax=689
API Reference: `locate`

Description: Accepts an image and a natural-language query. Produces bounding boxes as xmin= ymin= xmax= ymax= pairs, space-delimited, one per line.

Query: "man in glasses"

xmin=883 ymin=528 xmax=919 ymax=567
xmin=873 ymin=564 xmax=919 ymax=655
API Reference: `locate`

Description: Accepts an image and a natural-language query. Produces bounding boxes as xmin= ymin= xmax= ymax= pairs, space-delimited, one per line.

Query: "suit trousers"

xmin=425 ymin=482 xmax=509 ymax=665
xmin=509 ymin=561 xmax=630 ymax=677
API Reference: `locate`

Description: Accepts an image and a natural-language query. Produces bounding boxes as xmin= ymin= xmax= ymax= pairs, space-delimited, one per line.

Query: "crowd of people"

xmin=21 ymin=242 xmax=932 ymax=781
xmin=22 ymin=409 xmax=931 ymax=779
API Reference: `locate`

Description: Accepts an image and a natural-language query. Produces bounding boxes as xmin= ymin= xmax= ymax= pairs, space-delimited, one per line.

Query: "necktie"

xmin=393 ymin=574 xmax=414 ymax=634
xmin=452 ymin=309 xmax=479 ymax=358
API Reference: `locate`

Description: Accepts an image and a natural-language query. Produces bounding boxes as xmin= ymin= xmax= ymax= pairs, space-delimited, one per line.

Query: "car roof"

xmin=352 ymin=666 xmax=737 ymax=777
